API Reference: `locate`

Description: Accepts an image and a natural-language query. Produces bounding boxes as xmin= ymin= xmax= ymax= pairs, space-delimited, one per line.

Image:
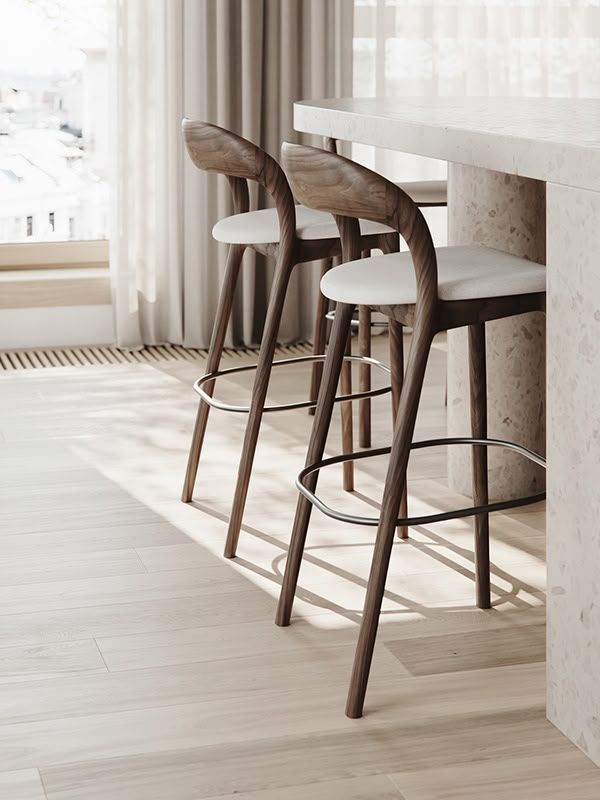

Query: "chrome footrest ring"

xmin=325 ymin=310 xmax=389 ymax=329
xmin=297 ymin=437 xmax=546 ymax=527
xmin=193 ymin=354 xmax=392 ymax=413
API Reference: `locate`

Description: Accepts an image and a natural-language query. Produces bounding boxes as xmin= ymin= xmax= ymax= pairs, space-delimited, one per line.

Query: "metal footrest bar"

xmin=325 ymin=310 xmax=389 ymax=329
xmin=193 ymin=354 xmax=392 ymax=414
xmin=296 ymin=437 xmax=546 ymax=527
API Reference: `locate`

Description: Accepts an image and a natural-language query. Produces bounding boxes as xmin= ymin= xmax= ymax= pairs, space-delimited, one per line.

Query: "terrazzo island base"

xmin=295 ymin=97 xmax=600 ymax=767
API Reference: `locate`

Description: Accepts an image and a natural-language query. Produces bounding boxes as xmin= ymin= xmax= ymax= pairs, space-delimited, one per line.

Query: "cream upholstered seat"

xmin=213 ymin=204 xmax=394 ymax=243
xmin=213 ymin=180 xmax=447 ymax=244
xmin=320 ymin=245 xmax=546 ymax=306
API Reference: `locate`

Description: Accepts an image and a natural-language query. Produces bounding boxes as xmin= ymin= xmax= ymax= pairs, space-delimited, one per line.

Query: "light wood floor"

xmin=0 ymin=333 xmax=598 ymax=799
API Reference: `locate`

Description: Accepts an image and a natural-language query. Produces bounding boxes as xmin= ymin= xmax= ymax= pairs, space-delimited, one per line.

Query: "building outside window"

xmin=0 ymin=0 xmax=108 ymax=246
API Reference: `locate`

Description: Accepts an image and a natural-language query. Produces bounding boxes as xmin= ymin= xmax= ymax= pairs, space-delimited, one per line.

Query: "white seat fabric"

xmin=213 ymin=179 xmax=447 ymax=245
xmin=213 ymin=205 xmax=394 ymax=244
xmin=320 ymin=245 xmax=546 ymax=306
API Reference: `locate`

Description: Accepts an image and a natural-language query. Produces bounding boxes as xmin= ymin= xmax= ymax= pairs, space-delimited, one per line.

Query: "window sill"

xmin=0 ymin=240 xmax=109 ymax=271
xmin=0 ymin=267 xmax=111 ymax=309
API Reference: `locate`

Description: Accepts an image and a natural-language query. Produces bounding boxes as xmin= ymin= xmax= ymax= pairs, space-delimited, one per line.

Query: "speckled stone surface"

xmin=546 ymin=182 xmax=600 ymax=768
xmin=446 ymin=164 xmax=546 ymax=500
xmin=295 ymin=97 xmax=600 ymax=192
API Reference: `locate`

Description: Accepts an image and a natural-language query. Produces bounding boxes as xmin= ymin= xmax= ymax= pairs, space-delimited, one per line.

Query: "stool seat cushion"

xmin=320 ymin=245 xmax=546 ymax=305
xmin=213 ymin=205 xmax=394 ymax=244
xmin=212 ymin=180 xmax=447 ymax=245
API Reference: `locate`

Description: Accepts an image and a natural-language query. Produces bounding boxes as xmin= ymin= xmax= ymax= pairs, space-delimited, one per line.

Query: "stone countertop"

xmin=295 ymin=97 xmax=600 ymax=192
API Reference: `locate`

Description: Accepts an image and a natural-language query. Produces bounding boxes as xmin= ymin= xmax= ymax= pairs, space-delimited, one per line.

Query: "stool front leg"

xmin=468 ymin=322 xmax=491 ymax=609
xmin=276 ymin=302 xmax=355 ymax=627
xmin=389 ymin=319 xmax=409 ymax=539
xmin=346 ymin=325 xmax=433 ymax=718
xmin=308 ymin=258 xmax=334 ymax=416
xmin=224 ymin=247 xmax=297 ymax=559
xmin=181 ymin=243 xmax=245 ymax=503
xmin=358 ymin=305 xmax=372 ymax=448
xmin=340 ymin=324 xmax=355 ymax=491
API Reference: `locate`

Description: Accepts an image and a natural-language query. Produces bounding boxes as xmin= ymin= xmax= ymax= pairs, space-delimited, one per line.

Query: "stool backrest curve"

xmin=182 ymin=119 xmax=296 ymax=250
xmin=281 ymin=141 xmax=438 ymax=312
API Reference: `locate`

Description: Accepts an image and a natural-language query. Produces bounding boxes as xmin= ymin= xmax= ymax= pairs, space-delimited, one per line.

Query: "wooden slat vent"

xmin=0 ymin=343 xmax=311 ymax=371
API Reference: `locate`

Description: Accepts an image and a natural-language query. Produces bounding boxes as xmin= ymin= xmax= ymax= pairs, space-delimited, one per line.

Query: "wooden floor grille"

xmin=0 ymin=343 xmax=311 ymax=371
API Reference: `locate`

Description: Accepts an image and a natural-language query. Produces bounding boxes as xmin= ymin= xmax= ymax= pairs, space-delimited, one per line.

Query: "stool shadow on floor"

xmin=191 ymin=496 xmax=545 ymax=622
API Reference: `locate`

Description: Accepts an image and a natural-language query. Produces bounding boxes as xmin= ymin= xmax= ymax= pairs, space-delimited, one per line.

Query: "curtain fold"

xmin=110 ymin=0 xmax=353 ymax=350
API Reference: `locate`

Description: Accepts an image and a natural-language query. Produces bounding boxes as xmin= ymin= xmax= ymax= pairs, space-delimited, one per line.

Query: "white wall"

xmin=0 ymin=305 xmax=114 ymax=349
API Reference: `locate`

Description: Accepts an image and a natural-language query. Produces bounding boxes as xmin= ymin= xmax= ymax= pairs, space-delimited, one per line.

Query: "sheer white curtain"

xmin=109 ymin=0 xmax=353 ymax=350
xmin=353 ymin=0 xmax=600 ymax=201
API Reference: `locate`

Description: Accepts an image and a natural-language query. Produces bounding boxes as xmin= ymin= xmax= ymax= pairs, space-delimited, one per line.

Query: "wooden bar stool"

xmin=181 ymin=120 xmax=447 ymax=558
xmin=313 ymin=137 xmax=447 ymax=453
xmin=275 ymin=142 xmax=546 ymax=719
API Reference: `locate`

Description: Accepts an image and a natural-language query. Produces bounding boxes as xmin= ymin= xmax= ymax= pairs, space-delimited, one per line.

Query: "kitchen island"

xmin=295 ymin=96 xmax=600 ymax=766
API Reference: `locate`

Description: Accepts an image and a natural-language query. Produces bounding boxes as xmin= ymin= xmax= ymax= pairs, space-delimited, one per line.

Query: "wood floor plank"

xmin=0 ymin=440 xmax=82 ymax=473
xmin=39 ymin=708 xmax=568 ymax=800
xmin=0 ymin=503 xmax=171 ymax=536
xmin=135 ymin=543 xmax=218 ymax=572
xmin=136 ymin=531 xmax=546 ymax=576
xmin=0 ymin=644 xmax=401 ymax=726
xmin=200 ymin=524 xmax=546 ymax=608
xmin=0 ymin=567 xmax=256 ymax=616
xmin=0 ymin=415 xmax=113 ymax=442
xmin=385 ymin=623 xmax=546 ymax=676
xmin=0 ymin=769 xmax=46 ymax=800
xmin=0 ymin=465 xmax=101 ymax=490
xmin=0 ymin=639 xmax=106 ymax=684
xmin=0 ymin=549 xmax=147 ymax=586
xmin=0 ymin=663 xmax=547 ymax=769
xmin=95 ymin=604 xmax=546 ymax=672
xmin=255 ymin=561 xmax=546 ymax=610
xmin=388 ymin=750 xmax=600 ymax=799
xmin=96 ymin=616 xmax=376 ymax=672
xmin=203 ymin=775 xmax=405 ymax=800
xmin=0 ymin=591 xmax=277 ymax=648
xmin=0 ymin=522 xmax=190 ymax=557
xmin=0 ymin=483 xmax=140 ymax=517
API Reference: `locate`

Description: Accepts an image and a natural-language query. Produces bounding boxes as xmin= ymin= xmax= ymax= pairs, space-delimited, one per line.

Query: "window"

xmin=0 ymin=0 xmax=109 ymax=267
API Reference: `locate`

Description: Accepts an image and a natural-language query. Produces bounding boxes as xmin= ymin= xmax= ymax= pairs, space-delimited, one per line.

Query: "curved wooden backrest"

xmin=182 ymin=119 xmax=296 ymax=249
xmin=281 ymin=142 xmax=438 ymax=308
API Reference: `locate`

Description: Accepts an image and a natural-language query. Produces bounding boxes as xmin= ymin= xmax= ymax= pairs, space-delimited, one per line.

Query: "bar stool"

xmin=181 ymin=120 xmax=446 ymax=559
xmin=315 ymin=138 xmax=447 ymax=454
xmin=275 ymin=142 xmax=546 ymax=719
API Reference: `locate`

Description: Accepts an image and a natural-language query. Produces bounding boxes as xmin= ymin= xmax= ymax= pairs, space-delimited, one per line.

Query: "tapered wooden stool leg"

xmin=468 ymin=322 xmax=491 ymax=609
xmin=309 ymin=258 xmax=333 ymax=416
xmin=389 ymin=319 xmax=408 ymax=539
xmin=181 ymin=243 xmax=246 ymax=503
xmin=276 ymin=303 xmax=355 ymax=627
xmin=346 ymin=327 xmax=433 ymax=719
xmin=358 ymin=305 xmax=372 ymax=448
xmin=224 ymin=251 xmax=297 ymax=559
xmin=340 ymin=324 xmax=355 ymax=492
